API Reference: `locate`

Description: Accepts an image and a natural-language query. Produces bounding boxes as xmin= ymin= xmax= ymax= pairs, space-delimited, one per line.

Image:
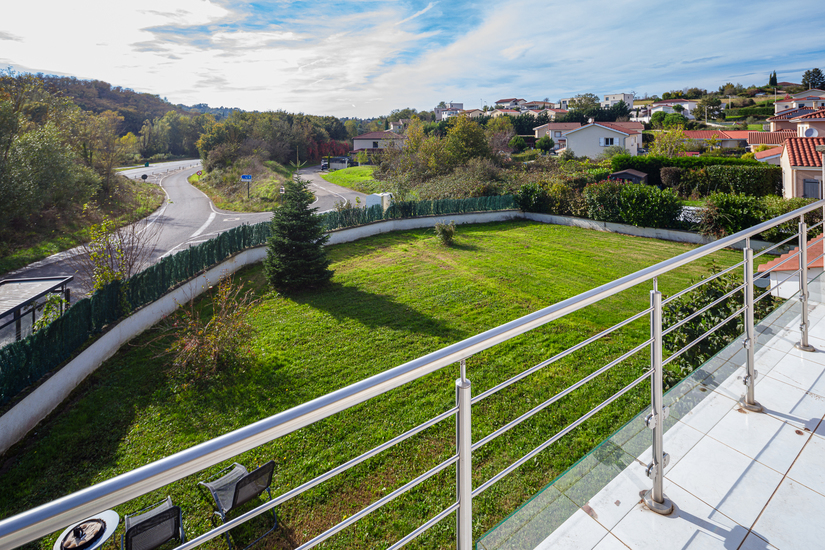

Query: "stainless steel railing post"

xmin=796 ymin=220 xmax=816 ymax=352
xmin=643 ymin=287 xmax=673 ymax=515
xmin=741 ymin=245 xmax=763 ymax=412
xmin=456 ymin=359 xmax=472 ymax=550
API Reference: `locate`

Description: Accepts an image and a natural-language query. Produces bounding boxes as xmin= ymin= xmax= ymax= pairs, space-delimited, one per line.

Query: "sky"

xmin=2 ymin=0 xmax=825 ymax=119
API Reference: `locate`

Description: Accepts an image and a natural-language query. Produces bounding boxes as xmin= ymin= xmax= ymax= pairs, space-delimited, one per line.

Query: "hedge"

xmin=698 ymin=193 xmax=822 ymax=240
xmin=0 ymin=195 xmax=516 ymax=406
xmin=660 ymin=165 xmax=781 ymax=197
xmin=724 ymin=107 xmax=774 ymax=117
xmin=610 ymin=154 xmax=759 ymax=186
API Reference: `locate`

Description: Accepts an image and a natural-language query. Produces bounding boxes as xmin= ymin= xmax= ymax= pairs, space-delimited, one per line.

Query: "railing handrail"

xmin=1 ymin=198 xmax=822 ymax=548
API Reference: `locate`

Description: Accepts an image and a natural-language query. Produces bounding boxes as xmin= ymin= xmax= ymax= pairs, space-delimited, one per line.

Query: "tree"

xmin=508 ymin=135 xmax=526 ymax=153
xmin=769 ymin=71 xmax=778 ymax=87
xmin=694 ymin=96 xmax=723 ymax=121
xmin=444 ymin=116 xmax=490 ymax=165
xmin=664 ymin=113 xmax=688 ymax=128
xmin=672 ymin=104 xmax=685 ymax=113
xmin=264 ymin=175 xmax=332 ymax=291
xmin=486 ymin=116 xmax=515 ymax=153
xmin=568 ymin=93 xmax=600 ymax=111
xmin=651 ymin=111 xmax=667 ymax=128
xmin=802 ymin=68 xmax=825 ymax=90
xmin=649 ymin=127 xmax=688 ymax=158
xmin=536 ymin=135 xmax=555 ymax=153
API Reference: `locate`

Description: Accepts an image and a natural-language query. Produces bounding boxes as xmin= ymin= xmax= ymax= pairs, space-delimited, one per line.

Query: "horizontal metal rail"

xmin=663 ymin=306 xmax=746 ymax=366
xmin=753 ymin=232 xmax=801 ymax=260
xmin=472 ymin=369 xmax=653 ymax=497
xmin=386 ymin=503 xmax=460 ymax=550
xmin=662 ymin=260 xmax=745 ymax=305
xmin=472 ymin=308 xmax=652 ymax=404
xmin=472 ymin=338 xmax=652 ymax=451
xmin=808 ymin=251 xmax=825 ymax=268
xmin=758 ymin=249 xmax=801 ymax=278
xmin=663 ymin=283 xmax=746 ymax=336
xmin=2 ymin=199 xmax=823 ymax=548
xmin=755 ymin=269 xmax=801 ymax=304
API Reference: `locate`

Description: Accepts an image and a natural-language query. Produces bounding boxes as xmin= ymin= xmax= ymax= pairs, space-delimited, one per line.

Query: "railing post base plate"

xmin=738 ymin=398 xmax=764 ymax=413
xmin=795 ymin=342 xmax=816 ymax=352
xmin=643 ymin=490 xmax=674 ymax=515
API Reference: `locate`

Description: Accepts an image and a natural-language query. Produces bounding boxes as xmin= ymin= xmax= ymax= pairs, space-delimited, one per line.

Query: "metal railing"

xmin=2 ymin=199 xmax=824 ymax=549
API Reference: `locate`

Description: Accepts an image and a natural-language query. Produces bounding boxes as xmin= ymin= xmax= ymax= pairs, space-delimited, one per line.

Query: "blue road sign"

xmin=241 ymin=174 xmax=252 ymax=181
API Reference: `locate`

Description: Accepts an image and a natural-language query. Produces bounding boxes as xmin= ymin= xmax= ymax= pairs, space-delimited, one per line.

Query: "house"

xmin=558 ymin=97 xmax=576 ymax=110
xmin=461 ymin=109 xmax=484 ymax=119
xmin=757 ymin=235 xmax=825 ymax=298
xmin=766 ymin=108 xmax=816 ymax=131
xmin=522 ymin=100 xmax=555 ymax=110
xmin=779 ymin=137 xmax=825 ymax=198
xmin=533 ymin=122 xmax=581 ymax=150
xmin=491 ymin=109 xmax=521 ymax=118
xmin=352 ymin=131 xmax=405 ymax=154
xmin=434 ymin=102 xmax=464 ymax=121
xmin=747 ymin=131 xmax=796 ymax=150
xmin=773 ymin=90 xmax=825 ymax=113
xmin=441 ymin=109 xmax=463 ymax=121
xmin=790 ymin=108 xmax=825 ymax=137
xmin=682 ymin=130 xmax=747 ymax=149
xmin=649 ymin=99 xmax=699 ymax=119
xmin=388 ymin=119 xmax=411 ymax=132
xmin=754 ymin=146 xmax=783 ymax=165
xmin=601 ymin=93 xmax=635 ymax=108
xmin=544 ymin=108 xmax=568 ymax=120
xmin=562 ymin=121 xmax=642 ymax=158
xmin=495 ymin=98 xmax=526 ymax=109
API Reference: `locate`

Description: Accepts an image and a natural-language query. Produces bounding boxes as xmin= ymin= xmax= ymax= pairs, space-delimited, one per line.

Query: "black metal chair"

xmin=199 ymin=461 xmax=277 ymax=550
xmin=121 ymin=496 xmax=185 ymax=550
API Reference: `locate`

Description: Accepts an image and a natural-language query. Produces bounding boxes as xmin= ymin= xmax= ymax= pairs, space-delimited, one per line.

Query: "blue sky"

xmin=2 ymin=0 xmax=824 ymax=118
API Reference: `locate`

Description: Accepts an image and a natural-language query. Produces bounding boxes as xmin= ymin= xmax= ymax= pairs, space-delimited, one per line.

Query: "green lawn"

xmin=320 ymin=166 xmax=384 ymax=194
xmin=0 ymin=221 xmax=744 ymax=549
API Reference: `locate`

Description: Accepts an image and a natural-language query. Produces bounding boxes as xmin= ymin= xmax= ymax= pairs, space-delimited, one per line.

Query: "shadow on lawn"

xmin=291 ymin=282 xmax=467 ymax=341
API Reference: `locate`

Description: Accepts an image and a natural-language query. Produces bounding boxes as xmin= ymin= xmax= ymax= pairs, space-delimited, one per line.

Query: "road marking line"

xmin=191 ymin=212 xmax=216 ymax=238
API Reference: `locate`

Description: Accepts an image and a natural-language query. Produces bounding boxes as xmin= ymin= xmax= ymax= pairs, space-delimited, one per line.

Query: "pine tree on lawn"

xmin=264 ymin=175 xmax=332 ymax=291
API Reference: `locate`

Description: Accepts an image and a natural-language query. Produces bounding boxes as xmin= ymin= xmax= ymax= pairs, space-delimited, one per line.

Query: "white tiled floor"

xmin=533 ymin=301 xmax=825 ymax=550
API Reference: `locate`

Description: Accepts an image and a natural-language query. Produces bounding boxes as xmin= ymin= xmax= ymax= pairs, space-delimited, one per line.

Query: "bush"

xmin=584 ymin=180 xmax=625 ymax=222
xmin=514 ymin=181 xmax=580 ymax=216
xmin=660 ymin=167 xmax=684 ymax=191
xmin=699 ymin=193 xmax=765 ymax=237
xmin=166 ymin=277 xmax=257 ymax=378
xmin=434 ymin=220 xmax=457 ymax=245
xmin=618 ymin=185 xmax=681 ymax=228
xmin=760 ymin=196 xmax=822 ymax=242
xmin=705 ymin=165 xmax=781 ymax=197
xmin=611 ymin=154 xmax=758 ymax=186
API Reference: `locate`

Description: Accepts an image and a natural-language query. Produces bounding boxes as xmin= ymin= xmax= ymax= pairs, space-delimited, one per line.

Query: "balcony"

xmin=1 ymin=203 xmax=825 ymax=550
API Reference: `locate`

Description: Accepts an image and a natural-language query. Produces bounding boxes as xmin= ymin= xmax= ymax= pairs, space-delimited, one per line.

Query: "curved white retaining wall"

xmin=0 ymin=209 xmax=776 ymax=454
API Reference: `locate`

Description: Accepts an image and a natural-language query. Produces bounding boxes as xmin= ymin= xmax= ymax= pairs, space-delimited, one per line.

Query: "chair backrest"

xmin=232 ymin=461 xmax=275 ymax=510
xmin=124 ymin=506 xmax=181 ymax=550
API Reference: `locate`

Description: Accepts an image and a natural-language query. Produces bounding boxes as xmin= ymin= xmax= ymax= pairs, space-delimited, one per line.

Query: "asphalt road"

xmin=1 ymin=163 xmax=367 ymax=343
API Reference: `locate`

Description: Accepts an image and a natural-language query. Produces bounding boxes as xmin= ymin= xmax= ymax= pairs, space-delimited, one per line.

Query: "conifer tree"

xmin=264 ymin=175 xmax=332 ymax=291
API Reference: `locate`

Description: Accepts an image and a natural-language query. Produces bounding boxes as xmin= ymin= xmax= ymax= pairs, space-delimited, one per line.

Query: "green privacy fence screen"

xmin=0 ymin=195 xmax=515 ymax=406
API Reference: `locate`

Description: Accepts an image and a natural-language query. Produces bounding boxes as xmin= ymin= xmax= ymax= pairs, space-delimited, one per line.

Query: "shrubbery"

xmin=699 ymin=193 xmax=822 ymax=240
xmin=583 ymin=180 xmax=625 ymax=222
xmin=617 ymin=184 xmax=682 ymax=229
xmin=660 ymin=165 xmax=781 ymax=198
xmin=611 ymin=154 xmax=758 ymax=186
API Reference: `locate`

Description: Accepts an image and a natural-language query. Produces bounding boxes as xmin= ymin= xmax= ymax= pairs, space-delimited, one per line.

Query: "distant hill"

xmin=41 ymin=75 xmax=187 ymax=134
xmin=177 ymin=103 xmax=243 ymax=121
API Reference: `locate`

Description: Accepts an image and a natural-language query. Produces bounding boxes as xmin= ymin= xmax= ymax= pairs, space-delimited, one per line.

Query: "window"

xmin=554 ymin=131 xmax=562 ymax=137
xmin=373 ymin=141 xmax=379 ymax=148
xmin=603 ymin=137 xmax=614 ymax=146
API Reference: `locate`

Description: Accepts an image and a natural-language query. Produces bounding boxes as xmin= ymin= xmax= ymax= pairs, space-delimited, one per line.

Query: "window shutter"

xmin=599 ymin=137 xmax=605 ymax=147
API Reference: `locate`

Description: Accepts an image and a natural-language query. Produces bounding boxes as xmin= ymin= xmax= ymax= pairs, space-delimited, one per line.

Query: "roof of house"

xmin=768 ymin=108 xmax=816 ymax=121
xmin=747 ymin=131 xmax=797 ymax=145
xmin=782 ymin=137 xmax=825 ymax=167
xmin=682 ymin=130 xmax=729 ymax=140
xmin=533 ymin=122 xmax=582 ymax=131
xmin=754 ymin=146 xmax=784 ymax=160
xmin=565 ymin=122 xmax=635 ymax=136
xmin=495 ymin=109 xmax=521 ymax=114
xmin=609 ymin=121 xmax=645 ymax=131
xmin=548 ymin=108 xmax=568 ymax=113
xmin=353 ymin=131 xmax=405 ymax=140
xmin=758 ymin=235 xmax=825 ymax=273
xmin=792 ymin=108 xmax=825 ymax=120
xmin=610 ymin=169 xmax=647 ymax=178
xmin=722 ymin=130 xmax=750 ymax=140
xmin=496 ymin=98 xmax=524 ymax=103
xmin=777 ymin=82 xmax=801 ymax=87
xmin=650 ymin=99 xmax=696 ymax=105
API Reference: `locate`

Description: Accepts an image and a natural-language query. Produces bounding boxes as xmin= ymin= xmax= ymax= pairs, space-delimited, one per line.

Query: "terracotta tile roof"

xmin=782 ymin=137 xmax=825 ymax=167
xmin=495 ymin=109 xmax=521 ymax=114
xmin=792 ymin=108 xmax=825 ymax=120
xmin=748 ymin=131 xmax=796 ymax=145
xmin=754 ymin=146 xmax=783 ymax=160
xmin=777 ymin=82 xmax=801 ymax=87
xmin=768 ymin=108 xmax=815 ymax=121
xmin=683 ymin=130 xmax=730 ymax=140
xmin=353 ymin=131 xmax=405 ymax=140
xmin=548 ymin=108 xmax=568 ymax=113
xmin=722 ymin=130 xmax=750 ymax=140
xmin=533 ymin=122 xmax=581 ymax=131
xmin=593 ymin=121 xmax=642 ymax=134
xmin=758 ymin=236 xmax=825 ymax=272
